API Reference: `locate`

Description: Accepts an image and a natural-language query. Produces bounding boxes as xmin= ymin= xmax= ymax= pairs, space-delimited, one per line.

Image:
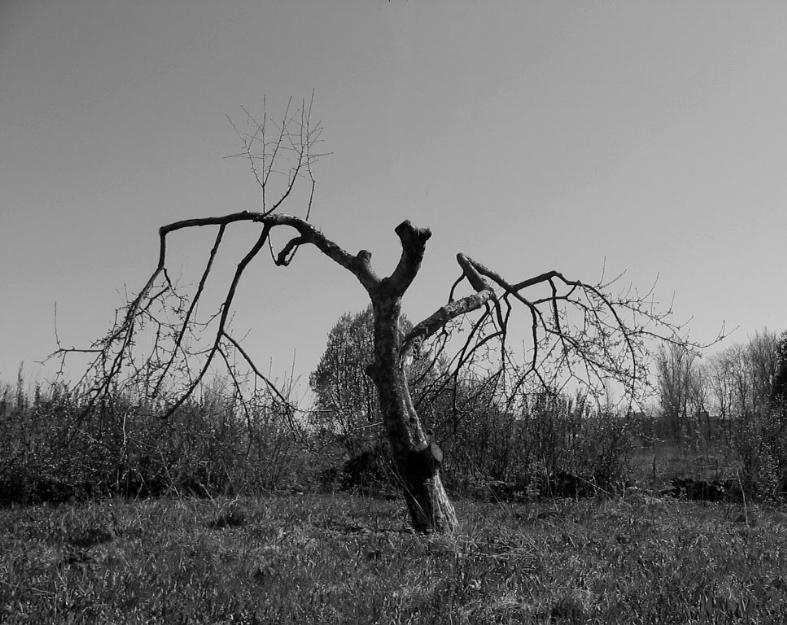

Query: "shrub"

xmin=0 ymin=375 xmax=308 ymax=505
xmin=733 ymin=406 xmax=787 ymax=500
xmin=438 ymin=392 xmax=633 ymax=497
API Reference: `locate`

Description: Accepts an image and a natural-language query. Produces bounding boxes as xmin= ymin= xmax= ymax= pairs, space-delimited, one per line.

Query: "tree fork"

xmin=366 ymin=293 xmax=458 ymax=533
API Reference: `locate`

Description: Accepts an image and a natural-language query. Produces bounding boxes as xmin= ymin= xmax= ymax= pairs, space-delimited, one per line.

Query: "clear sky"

xmin=2 ymin=1 xmax=786 ymax=392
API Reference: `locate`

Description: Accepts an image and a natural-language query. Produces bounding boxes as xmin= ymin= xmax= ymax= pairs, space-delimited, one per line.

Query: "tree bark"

xmin=366 ymin=294 xmax=458 ymax=533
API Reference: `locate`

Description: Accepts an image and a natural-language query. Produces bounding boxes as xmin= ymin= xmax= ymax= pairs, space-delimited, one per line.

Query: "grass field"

xmin=2 ymin=492 xmax=786 ymax=624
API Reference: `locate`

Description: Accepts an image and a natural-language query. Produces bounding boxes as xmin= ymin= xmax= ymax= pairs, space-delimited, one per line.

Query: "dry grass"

xmin=1 ymin=493 xmax=786 ymax=624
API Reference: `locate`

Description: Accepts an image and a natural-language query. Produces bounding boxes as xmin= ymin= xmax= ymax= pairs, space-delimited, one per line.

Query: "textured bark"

xmin=367 ymin=296 xmax=458 ymax=533
xmin=397 ymin=442 xmax=457 ymax=533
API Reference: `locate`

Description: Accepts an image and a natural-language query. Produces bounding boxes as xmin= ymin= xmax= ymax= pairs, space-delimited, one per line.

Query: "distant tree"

xmin=655 ymin=343 xmax=699 ymax=441
xmin=311 ymin=307 xmax=454 ymax=457
xmin=747 ymin=330 xmax=781 ymax=409
xmin=703 ymin=330 xmax=781 ymax=419
xmin=711 ymin=330 xmax=787 ymax=498
xmin=55 ymin=100 xmax=706 ymax=533
xmin=772 ymin=331 xmax=787 ymax=405
xmin=706 ymin=351 xmax=734 ymax=427
xmin=309 ymin=307 xmax=383 ymax=455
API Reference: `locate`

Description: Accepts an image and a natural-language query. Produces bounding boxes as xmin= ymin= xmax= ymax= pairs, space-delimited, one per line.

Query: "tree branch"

xmin=386 ymin=220 xmax=432 ymax=296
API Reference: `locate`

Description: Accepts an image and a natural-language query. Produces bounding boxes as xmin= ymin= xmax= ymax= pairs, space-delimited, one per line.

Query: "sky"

xmin=2 ymin=1 xmax=786 ymax=395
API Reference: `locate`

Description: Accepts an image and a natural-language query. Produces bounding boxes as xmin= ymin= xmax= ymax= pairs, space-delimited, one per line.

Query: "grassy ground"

xmin=1 ymin=493 xmax=786 ymax=624
xmin=629 ymin=440 xmax=742 ymax=487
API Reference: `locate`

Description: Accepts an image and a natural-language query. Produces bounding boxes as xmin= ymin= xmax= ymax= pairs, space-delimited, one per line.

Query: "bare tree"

xmin=55 ymin=100 xmax=706 ymax=533
xmin=655 ymin=343 xmax=698 ymax=441
xmin=706 ymin=352 xmax=734 ymax=425
xmin=703 ymin=331 xmax=780 ymax=420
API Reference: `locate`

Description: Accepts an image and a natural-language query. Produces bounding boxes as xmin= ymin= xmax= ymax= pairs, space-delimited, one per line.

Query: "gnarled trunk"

xmin=366 ymin=296 xmax=458 ymax=533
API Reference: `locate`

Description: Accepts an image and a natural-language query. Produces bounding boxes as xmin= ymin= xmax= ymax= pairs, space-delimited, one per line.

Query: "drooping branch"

xmin=151 ymin=223 xmax=226 ymax=398
xmin=160 ymin=222 xmax=272 ymax=417
xmin=403 ymin=252 xmax=720 ymax=414
xmin=60 ymin=209 xmax=386 ymax=416
xmin=53 ymin=101 xmax=334 ymax=417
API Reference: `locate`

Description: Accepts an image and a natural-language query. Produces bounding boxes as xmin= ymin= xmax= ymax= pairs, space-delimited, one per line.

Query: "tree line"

xmin=656 ymin=329 xmax=787 ymax=442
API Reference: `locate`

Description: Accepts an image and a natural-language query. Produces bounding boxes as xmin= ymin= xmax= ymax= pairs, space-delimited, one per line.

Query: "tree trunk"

xmin=366 ymin=295 xmax=458 ymax=533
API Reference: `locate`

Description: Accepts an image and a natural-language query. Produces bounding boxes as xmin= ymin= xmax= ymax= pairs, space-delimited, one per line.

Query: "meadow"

xmin=2 ymin=492 xmax=786 ymax=624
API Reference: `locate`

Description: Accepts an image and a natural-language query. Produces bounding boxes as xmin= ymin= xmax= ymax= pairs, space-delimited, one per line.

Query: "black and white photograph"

xmin=1 ymin=2 xmax=786 ymax=622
